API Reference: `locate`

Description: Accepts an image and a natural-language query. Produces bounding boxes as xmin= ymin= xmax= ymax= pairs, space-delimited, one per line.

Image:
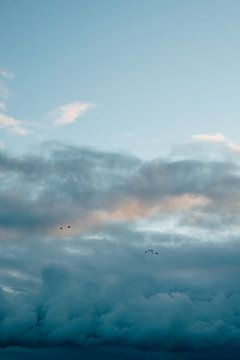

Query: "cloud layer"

xmin=1 ymin=143 xmax=240 ymax=353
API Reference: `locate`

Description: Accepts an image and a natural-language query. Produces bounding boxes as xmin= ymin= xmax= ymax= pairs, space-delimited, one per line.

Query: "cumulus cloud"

xmin=50 ymin=101 xmax=95 ymax=126
xmin=1 ymin=143 xmax=240 ymax=354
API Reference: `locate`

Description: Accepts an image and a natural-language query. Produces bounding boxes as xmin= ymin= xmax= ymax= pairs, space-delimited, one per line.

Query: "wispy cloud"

xmin=0 ymin=102 xmax=6 ymax=111
xmin=0 ymin=68 xmax=32 ymax=136
xmin=0 ymin=113 xmax=30 ymax=136
xmin=192 ymin=132 xmax=226 ymax=143
xmin=0 ymin=68 xmax=14 ymax=112
xmin=50 ymin=101 xmax=95 ymax=126
xmin=0 ymin=68 xmax=14 ymax=79
xmin=0 ymin=81 xmax=10 ymax=109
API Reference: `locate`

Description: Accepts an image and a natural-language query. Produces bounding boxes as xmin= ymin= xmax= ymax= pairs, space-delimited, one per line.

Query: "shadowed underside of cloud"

xmin=1 ymin=143 xmax=240 ymax=353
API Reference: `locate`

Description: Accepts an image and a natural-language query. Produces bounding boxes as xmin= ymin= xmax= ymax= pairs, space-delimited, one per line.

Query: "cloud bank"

xmin=1 ymin=142 xmax=240 ymax=354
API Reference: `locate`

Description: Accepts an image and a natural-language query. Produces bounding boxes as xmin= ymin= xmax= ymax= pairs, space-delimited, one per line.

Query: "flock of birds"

xmin=59 ymin=226 xmax=158 ymax=256
xmin=59 ymin=225 xmax=71 ymax=230
xmin=145 ymin=249 xmax=158 ymax=255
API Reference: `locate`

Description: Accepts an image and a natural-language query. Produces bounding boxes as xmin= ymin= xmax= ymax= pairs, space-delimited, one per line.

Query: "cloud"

xmin=0 ymin=82 xmax=10 ymax=109
xmin=192 ymin=133 xmax=226 ymax=143
xmin=50 ymin=101 xmax=95 ymax=126
xmin=66 ymin=194 xmax=210 ymax=236
xmin=0 ymin=68 xmax=14 ymax=111
xmin=0 ymin=113 xmax=31 ymax=136
xmin=0 ymin=102 xmax=6 ymax=111
xmin=192 ymin=132 xmax=240 ymax=155
xmin=1 ymin=144 xmax=240 ymax=353
xmin=0 ymin=69 xmax=95 ymax=134
xmin=227 ymin=142 xmax=240 ymax=152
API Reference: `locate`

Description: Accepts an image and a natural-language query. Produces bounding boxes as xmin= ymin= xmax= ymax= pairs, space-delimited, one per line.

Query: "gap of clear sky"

xmin=0 ymin=0 xmax=240 ymax=158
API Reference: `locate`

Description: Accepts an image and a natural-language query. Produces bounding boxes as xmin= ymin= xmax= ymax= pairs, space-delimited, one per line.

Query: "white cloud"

xmin=0 ymin=113 xmax=30 ymax=136
xmin=192 ymin=132 xmax=240 ymax=154
xmin=227 ymin=142 xmax=240 ymax=152
xmin=192 ymin=133 xmax=226 ymax=143
xmin=50 ymin=101 xmax=95 ymax=126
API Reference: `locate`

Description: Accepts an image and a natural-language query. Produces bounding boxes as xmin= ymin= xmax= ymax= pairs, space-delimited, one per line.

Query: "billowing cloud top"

xmin=1 ymin=142 xmax=240 ymax=354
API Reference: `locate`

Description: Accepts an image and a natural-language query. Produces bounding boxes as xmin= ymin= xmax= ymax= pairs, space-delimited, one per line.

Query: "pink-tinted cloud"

xmin=192 ymin=133 xmax=226 ymax=143
xmin=0 ymin=113 xmax=30 ymax=136
xmin=57 ymin=193 xmax=210 ymax=236
xmin=51 ymin=101 xmax=95 ymax=126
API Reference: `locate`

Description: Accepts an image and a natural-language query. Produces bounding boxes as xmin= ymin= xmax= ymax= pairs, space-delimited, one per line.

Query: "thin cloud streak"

xmin=0 ymin=69 xmax=14 ymax=79
xmin=0 ymin=113 xmax=31 ymax=136
xmin=192 ymin=133 xmax=226 ymax=143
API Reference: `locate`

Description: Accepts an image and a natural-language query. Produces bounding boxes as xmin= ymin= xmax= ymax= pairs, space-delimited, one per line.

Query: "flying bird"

xmin=59 ymin=225 xmax=71 ymax=230
xmin=145 ymin=249 xmax=159 ymax=255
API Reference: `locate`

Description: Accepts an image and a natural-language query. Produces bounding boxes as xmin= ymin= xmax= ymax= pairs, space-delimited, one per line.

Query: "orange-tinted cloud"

xmin=58 ymin=193 xmax=210 ymax=236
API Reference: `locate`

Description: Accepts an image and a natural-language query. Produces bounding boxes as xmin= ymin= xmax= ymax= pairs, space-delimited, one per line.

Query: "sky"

xmin=2 ymin=1 xmax=240 ymax=359
xmin=1 ymin=0 xmax=240 ymax=157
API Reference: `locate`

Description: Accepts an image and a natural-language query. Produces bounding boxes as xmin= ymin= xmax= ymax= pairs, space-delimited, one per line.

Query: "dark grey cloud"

xmin=1 ymin=143 xmax=240 ymax=355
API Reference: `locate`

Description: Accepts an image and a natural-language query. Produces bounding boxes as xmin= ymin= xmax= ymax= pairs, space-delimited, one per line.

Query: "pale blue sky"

xmin=1 ymin=0 xmax=240 ymax=158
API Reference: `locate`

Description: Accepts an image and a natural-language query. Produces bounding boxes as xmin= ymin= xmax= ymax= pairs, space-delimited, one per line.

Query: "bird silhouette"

xmin=59 ymin=225 xmax=71 ymax=231
xmin=145 ymin=249 xmax=159 ymax=255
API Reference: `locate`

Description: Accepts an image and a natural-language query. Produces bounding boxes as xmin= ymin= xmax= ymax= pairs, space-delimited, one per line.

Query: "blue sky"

xmin=1 ymin=0 xmax=240 ymax=158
